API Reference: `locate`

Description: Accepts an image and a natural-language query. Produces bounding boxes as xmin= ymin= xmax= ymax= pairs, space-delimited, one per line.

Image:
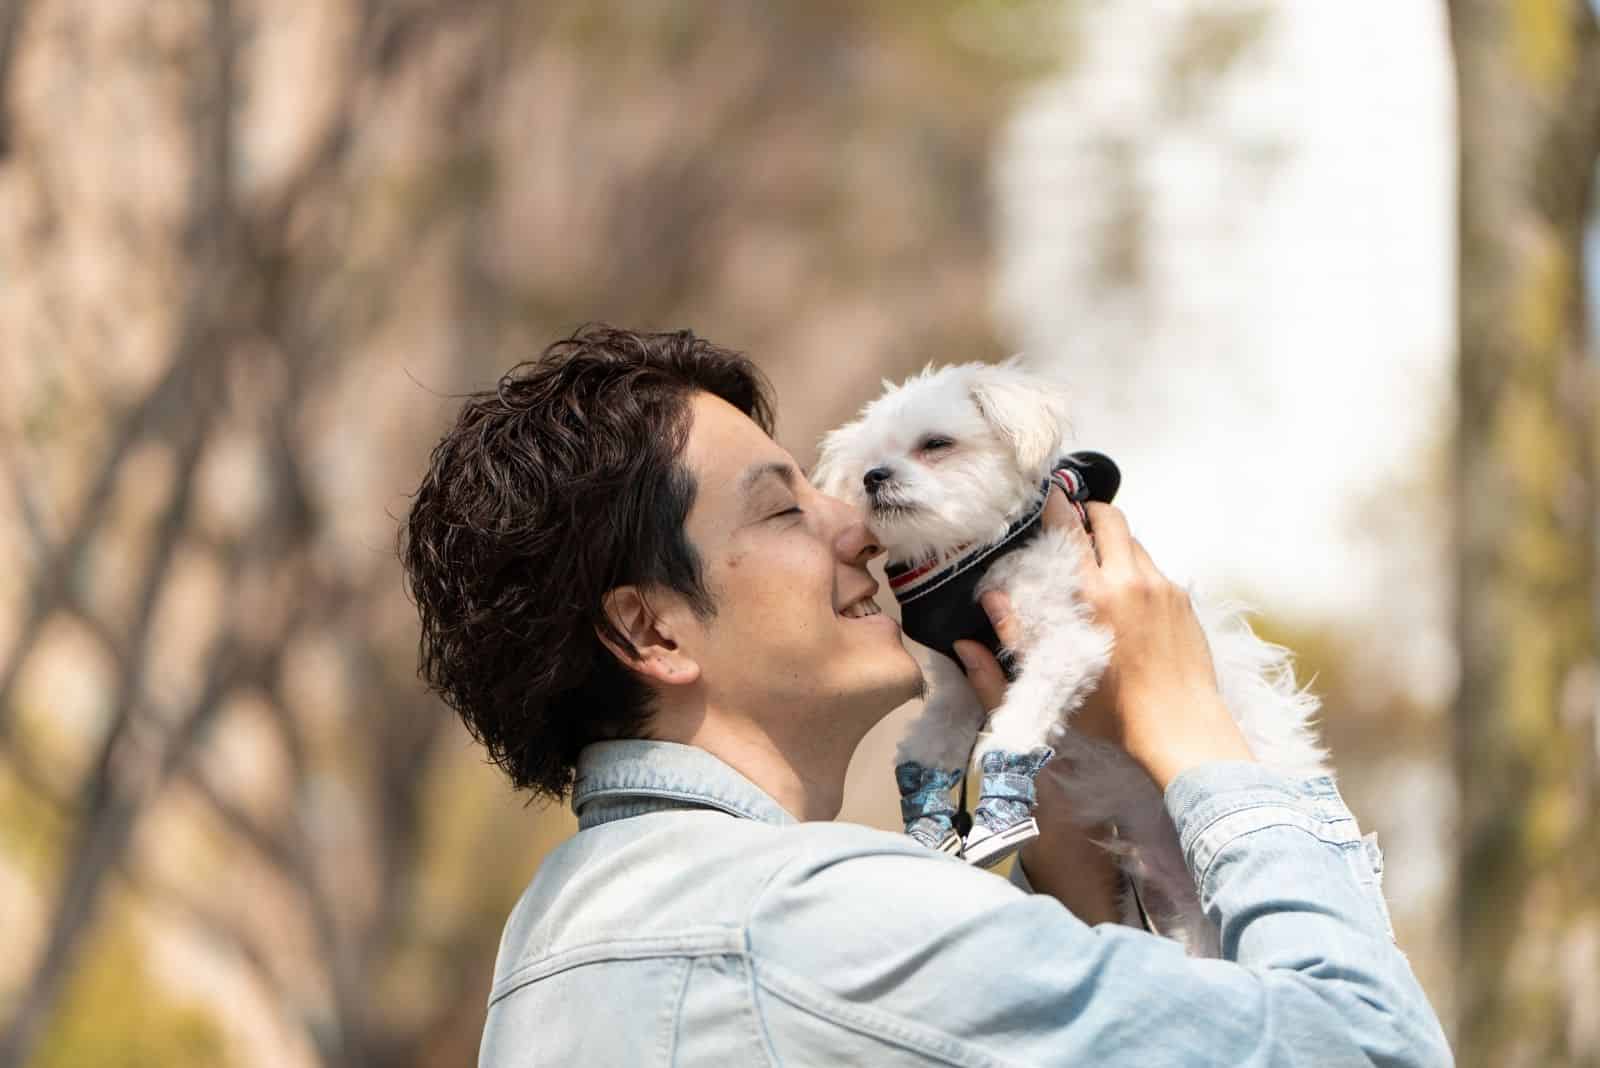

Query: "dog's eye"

xmin=920 ymin=437 xmax=954 ymax=452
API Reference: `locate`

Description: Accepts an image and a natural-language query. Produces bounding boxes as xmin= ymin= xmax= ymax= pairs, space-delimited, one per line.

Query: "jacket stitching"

xmin=490 ymin=928 xmax=745 ymax=1005
xmin=576 ymin=784 xmax=780 ymax=826
xmin=1183 ymin=797 xmax=1356 ymax=868
xmin=731 ymin=954 xmax=779 ymax=1067
xmin=751 ymin=959 xmax=1018 ymax=1068
xmin=1191 ymin=810 xmax=1359 ymax=895
xmin=744 ymin=928 xmax=783 ymax=1067
xmin=665 ymin=957 xmax=691 ymax=1067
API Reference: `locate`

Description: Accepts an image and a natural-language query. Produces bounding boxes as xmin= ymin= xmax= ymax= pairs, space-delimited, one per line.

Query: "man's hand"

xmin=1066 ymin=493 xmax=1253 ymax=790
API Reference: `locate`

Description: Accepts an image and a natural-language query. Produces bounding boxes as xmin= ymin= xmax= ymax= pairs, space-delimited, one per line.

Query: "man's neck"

xmin=656 ymin=708 xmax=863 ymax=822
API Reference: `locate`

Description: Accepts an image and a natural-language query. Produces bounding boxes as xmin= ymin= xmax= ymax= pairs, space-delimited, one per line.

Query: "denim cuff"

xmin=1165 ymin=762 xmax=1356 ymax=887
xmin=1163 ymin=760 xmax=1396 ymax=941
xmin=1164 ymin=761 xmax=1302 ymax=827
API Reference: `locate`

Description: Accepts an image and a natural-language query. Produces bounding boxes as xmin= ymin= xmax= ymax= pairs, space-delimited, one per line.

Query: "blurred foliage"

xmin=0 ymin=766 xmax=68 ymax=883
xmin=1452 ymin=1 xmax=1600 ymax=1063
xmin=0 ymin=0 xmax=1590 ymax=1065
xmin=1247 ymin=615 xmax=1443 ymax=750
xmin=1165 ymin=7 xmax=1273 ymax=113
xmin=33 ymin=904 xmax=232 ymax=1068
xmin=0 ymin=1 xmax=1053 ymax=1065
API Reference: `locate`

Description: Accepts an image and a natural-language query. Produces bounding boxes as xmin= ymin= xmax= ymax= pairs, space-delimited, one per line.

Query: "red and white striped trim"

xmin=887 ymin=544 xmax=974 ymax=595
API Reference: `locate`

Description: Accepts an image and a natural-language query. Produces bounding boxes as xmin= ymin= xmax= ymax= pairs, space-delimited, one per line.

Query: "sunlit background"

xmin=1 ymin=1 xmax=1596 ymax=1065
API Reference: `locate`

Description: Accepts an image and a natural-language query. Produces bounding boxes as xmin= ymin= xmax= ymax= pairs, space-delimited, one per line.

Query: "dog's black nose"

xmin=863 ymin=466 xmax=893 ymax=493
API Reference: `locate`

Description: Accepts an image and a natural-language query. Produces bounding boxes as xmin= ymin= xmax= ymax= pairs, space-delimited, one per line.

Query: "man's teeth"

xmin=841 ymin=600 xmax=882 ymax=619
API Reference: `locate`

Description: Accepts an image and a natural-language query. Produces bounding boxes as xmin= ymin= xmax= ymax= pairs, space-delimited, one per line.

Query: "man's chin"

xmin=881 ymin=655 xmax=928 ymax=708
xmin=907 ymin=660 xmax=929 ymax=703
xmin=834 ymin=651 xmax=926 ymax=721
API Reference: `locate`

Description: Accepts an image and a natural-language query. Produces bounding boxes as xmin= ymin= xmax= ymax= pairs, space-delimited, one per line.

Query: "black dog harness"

xmin=884 ymin=451 xmax=1120 ymax=675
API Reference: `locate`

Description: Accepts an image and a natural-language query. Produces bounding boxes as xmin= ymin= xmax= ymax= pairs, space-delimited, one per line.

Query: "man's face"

xmin=667 ymin=391 xmax=923 ymax=738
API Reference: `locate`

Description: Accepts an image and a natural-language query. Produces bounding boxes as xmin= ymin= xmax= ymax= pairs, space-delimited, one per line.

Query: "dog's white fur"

xmin=813 ymin=358 xmax=1328 ymax=956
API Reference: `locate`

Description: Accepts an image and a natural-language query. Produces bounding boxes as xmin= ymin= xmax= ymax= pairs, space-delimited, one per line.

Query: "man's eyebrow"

xmin=736 ymin=460 xmax=800 ymax=498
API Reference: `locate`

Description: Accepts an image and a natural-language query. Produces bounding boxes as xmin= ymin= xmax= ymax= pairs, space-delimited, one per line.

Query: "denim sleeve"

xmin=746 ymin=762 xmax=1452 ymax=1068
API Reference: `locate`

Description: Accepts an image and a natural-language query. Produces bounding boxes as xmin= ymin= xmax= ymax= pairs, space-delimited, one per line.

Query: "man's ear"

xmin=969 ymin=363 xmax=1069 ymax=478
xmin=597 ymin=586 xmax=701 ymax=688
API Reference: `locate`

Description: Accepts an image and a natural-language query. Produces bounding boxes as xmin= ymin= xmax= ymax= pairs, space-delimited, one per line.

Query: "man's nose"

xmin=841 ymin=521 xmax=883 ymax=565
xmin=863 ymin=466 xmax=893 ymax=493
xmin=825 ymin=493 xmax=883 ymax=564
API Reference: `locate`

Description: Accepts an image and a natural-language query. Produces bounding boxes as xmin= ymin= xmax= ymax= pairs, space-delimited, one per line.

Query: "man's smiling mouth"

xmin=840 ymin=600 xmax=883 ymax=619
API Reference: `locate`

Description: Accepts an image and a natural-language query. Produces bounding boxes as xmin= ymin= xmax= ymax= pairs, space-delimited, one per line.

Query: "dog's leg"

xmin=898 ymin=645 xmax=987 ymax=770
xmin=894 ymin=645 xmax=985 ymax=857
xmin=962 ymin=528 xmax=1113 ymax=868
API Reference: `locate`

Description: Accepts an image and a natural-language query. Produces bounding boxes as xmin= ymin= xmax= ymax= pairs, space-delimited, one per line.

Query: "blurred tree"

xmin=33 ymin=901 xmax=232 ymax=1068
xmin=0 ymin=1 xmax=1050 ymax=1065
xmin=1449 ymin=1 xmax=1600 ymax=1065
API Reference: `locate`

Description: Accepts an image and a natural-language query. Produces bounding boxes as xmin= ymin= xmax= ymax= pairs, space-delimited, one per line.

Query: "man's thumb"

xmin=978 ymin=590 xmax=1022 ymax=650
xmin=953 ymin=640 xmax=1005 ymax=713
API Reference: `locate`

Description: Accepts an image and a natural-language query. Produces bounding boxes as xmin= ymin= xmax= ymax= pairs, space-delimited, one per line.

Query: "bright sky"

xmin=995 ymin=0 xmax=1457 ymax=703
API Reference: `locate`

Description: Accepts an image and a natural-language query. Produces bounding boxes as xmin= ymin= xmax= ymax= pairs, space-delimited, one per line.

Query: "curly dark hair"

xmin=399 ymin=325 xmax=775 ymax=801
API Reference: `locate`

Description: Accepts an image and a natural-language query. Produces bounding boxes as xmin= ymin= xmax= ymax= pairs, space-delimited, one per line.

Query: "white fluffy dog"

xmin=812 ymin=358 xmax=1328 ymax=956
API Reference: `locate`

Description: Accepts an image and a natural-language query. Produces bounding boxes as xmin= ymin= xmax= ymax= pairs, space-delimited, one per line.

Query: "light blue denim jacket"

xmin=480 ymin=739 xmax=1452 ymax=1066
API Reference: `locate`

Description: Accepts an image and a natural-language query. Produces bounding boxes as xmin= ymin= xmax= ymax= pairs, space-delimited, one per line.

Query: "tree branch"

xmin=0 ymin=0 xmax=243 ymax=1062
xmin=0 ymin=0 xmax=27 ymax=159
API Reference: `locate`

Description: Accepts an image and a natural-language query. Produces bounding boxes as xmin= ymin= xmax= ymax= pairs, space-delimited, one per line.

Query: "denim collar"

xmin=570 ymin=739 xmax=798 ymax=830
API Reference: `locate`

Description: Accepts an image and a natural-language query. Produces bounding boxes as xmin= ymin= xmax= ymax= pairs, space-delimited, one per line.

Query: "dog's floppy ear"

xmin=969 ymin=363 xmax=1069 ymax=477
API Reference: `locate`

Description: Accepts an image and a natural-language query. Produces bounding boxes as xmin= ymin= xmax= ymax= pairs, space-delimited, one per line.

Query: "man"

xmin=401 ymin=325 xmax=1451 ymax=1066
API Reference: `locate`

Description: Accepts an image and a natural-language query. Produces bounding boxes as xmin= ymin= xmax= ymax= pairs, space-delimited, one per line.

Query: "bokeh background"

xmin=1 ymin=1 xmax=1596 ymax=1065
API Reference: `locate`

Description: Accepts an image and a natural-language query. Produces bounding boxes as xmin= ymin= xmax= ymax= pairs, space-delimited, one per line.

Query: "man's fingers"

xmin=1040 ymin=483 xmax=1078 ymax=531
xmin=953 ymin=640 xmax=1006 ymax=712
xmin=1082 ymin=501 xmax=1135 ymax=576
xmin=953 ymin=590 xmax=1023 ymax=713
xmin=1125 ymin=533 xmax=1169 ymax=583
xmin=979 ymin=590 xmax=1022 ymax=649
xmin=1081 ymin=502 xmax=1168 ymax=589
xmin=1041 ymin=484 xmax=1101 ymax=573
